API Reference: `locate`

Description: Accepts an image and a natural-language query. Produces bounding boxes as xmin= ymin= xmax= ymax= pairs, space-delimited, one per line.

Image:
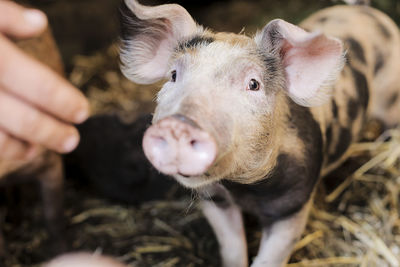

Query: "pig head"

xmin=120 ymin=0 xmax=400 ymax=266
xmin=120 ymin=0 xmax=343 ymax=188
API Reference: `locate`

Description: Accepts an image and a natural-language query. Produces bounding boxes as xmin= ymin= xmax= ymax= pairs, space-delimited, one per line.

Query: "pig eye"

xmin=248 ymin=79 xmax=260 ymax=91
xmin=171 ymin=70 xmax=177 ymax=82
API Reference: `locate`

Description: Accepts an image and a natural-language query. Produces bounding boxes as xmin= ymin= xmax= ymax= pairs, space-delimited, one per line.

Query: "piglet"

xmin=120 ymin=0 xmax=400 ymax=266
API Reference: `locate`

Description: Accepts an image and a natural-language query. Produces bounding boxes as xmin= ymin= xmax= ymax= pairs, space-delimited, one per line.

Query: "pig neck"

xmin=226 ymin=91 xmax=292 ymax=184
xmin=228 ymin=90 xmax=323 ymax=187
xmin=220 ymin=92 xmax=323 ymax=216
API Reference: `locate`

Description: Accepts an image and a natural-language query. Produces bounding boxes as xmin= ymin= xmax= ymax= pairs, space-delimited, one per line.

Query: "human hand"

xmin=0 ymin=0 xmax=89 ymax=161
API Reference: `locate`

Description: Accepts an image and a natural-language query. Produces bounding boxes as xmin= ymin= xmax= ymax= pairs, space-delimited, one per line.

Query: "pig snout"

xmin=143 ymin=115 xmax=217 ymax=176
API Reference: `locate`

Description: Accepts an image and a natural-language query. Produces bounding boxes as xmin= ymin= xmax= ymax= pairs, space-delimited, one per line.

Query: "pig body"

xmin=120 ymin=1 xmax=400 ymax=266
xmin=0 ymin=27 xmax=65 ymax=256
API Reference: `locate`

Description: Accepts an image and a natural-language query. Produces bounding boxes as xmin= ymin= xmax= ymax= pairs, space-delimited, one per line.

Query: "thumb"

xmin=0 ymin=1 xmax=47 ymax=38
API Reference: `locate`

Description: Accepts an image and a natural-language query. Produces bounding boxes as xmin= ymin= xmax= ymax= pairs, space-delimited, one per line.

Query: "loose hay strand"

xmin=288 ymin=256 xmax=362 ymax=266
xmin=336 ymin=216 xmax=399 ymax=266
xmin=293 ymin=230 xmax=324 ymax=252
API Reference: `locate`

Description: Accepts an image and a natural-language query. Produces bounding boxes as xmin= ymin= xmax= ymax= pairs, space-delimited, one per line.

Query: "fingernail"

xmin=63 ymin=135 xmax=79 ymax=153
xmin=24 ymin=9 xmax=47 ymax=28
xmin=75 ymin=109 xmax=89 ymax=123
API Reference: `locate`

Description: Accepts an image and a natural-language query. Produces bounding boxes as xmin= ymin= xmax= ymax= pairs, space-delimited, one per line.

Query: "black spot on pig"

xmin=374 ymin=49 xmax=385 ymax=75
xmin=223 ymin=153 xmax=316 ymax=225
xmin=223 ymin=100 xmax=323 ymax=225
xmin=261 ymin=20 xmax=283 ymax=48
xmin=345 ymin=38 xmax=366 ymax=64
xmin=349 ymin=66 xmax=369 ymax=110
xmin=67 ymin=114 xmax=183 ymax=204
xmin=331 ymin=100 xmax=338 ymax=118
xmin=387 ymin=92 xmax=399 ymax=108
xmin=327 ymin=127 xmax=351 ymax=163
xmin=177 ymin=35 xmax=215 ymax=51
xmin=325 ymin=125 xmax=333 ymax=151
xmin=347 ymin=98 xmax=359 ymax=121
xmin=317 ymin=16 xmax=329 ymax=24
xmin=360 ymin=9 xmax=392 ymax=39
xmin=376 ymin=22 xmax=392 ymax=40
xmin=259 ymin=54 xmax=280 ymax=79
xmin=316 ymin=16 xmax=345 ymax=25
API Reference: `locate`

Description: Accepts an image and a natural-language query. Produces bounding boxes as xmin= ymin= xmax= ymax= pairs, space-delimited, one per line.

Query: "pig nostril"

xmin=190 ymin=140 xmax=202 ymax=151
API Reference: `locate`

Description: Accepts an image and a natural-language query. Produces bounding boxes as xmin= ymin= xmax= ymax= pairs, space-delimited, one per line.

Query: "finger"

xmin=0 ymin=35 xmax=89 ymax=124
xmin=0 ymin=90 xmax=80 ymax=153
xmin=0 ymin=129 xmax=32 ymax=160
xmin=0 ymin=0 xmax=47 ymax=38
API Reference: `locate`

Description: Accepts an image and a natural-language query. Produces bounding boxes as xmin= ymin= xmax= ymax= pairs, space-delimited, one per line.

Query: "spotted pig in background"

xmin=119 ymin=0 xmax=400 ymax=266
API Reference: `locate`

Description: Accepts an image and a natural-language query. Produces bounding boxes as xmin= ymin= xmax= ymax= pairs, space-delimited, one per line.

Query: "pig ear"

xmin=120 ymin=0 xmax=198 ymax=84
xmin=256 ymin=19 xmax=344 ymax=106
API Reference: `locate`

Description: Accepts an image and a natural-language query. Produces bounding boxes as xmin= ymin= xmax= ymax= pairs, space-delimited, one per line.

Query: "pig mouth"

xmin=142 ymin=115 xmax=218 ymax=178
xmin=178 ymin=172 xmax=191 ymax=178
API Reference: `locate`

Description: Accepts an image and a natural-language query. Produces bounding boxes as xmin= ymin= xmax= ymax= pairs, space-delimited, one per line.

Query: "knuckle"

xmin=39 ymin=73 xmax=59 ymax=97
xmin=19 ymin=110 xmax=42 ymax=137
xmin=38 ymin=75 xmax=67 ymax=109
xmin=39 ymin=74 xmax=87 ymax=122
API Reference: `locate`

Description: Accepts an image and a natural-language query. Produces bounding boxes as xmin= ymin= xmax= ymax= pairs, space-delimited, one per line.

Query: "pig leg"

xmin=200 ymin=185 xmax=248 ymax=267
xmin=202 ymin=201 xmax=248 ymax=267
xmin=37 ymin=154 xmax=65 ymax=251
xmin=251 ymin=201 xmax=311 ymax=267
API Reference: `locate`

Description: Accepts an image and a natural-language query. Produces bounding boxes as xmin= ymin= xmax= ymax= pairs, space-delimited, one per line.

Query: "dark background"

xmin=17 ymin=0 xmax=400 ymax=71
